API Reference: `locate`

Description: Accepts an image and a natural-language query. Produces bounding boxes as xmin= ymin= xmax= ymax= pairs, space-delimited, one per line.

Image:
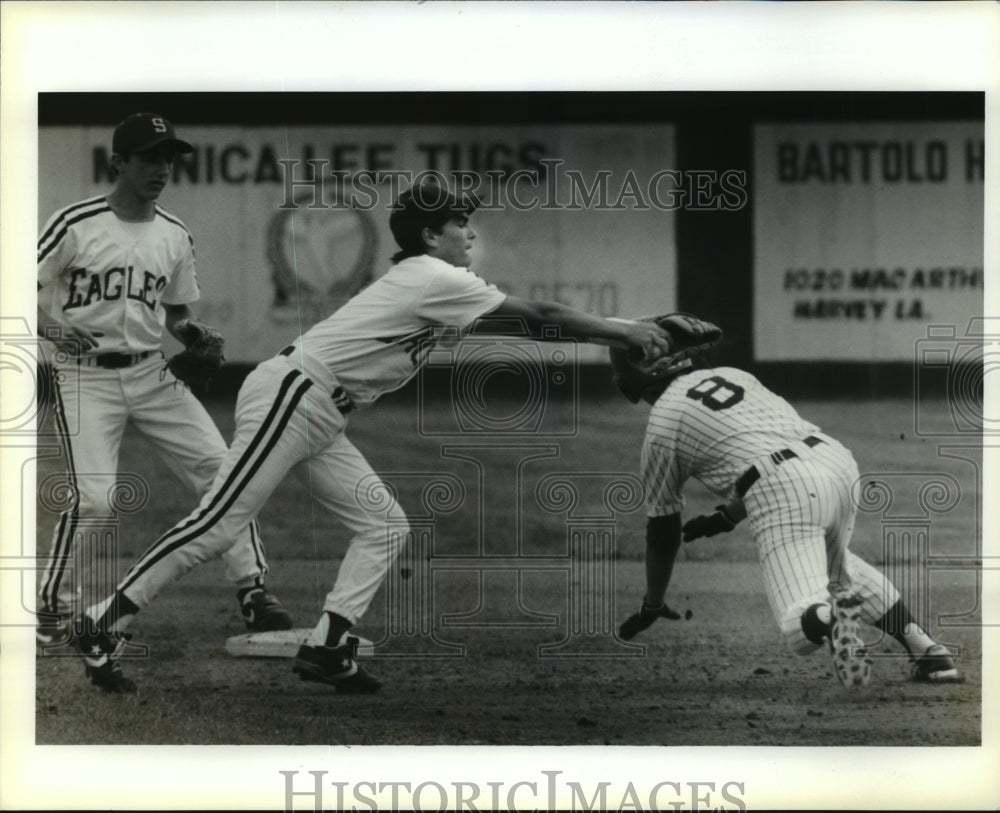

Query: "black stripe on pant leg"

xmin=123 ymin=376 xmax=313 ymax=585
xmin=175 ymin=370 xmax=305 ymax=533
xmin=249 ymin=520 xmax=268 ymax=581
xmin=119 ymin=371 xmax=305 ymax=590
xmin=41 ymin=511 xmax=75 ymax=611
xmin=41 ymin=373 xmax=79 ymax=611
xmin=119 ymin=368 xmax=302 ymax=585
xmin=190 ymin=378 xmax=314 ymax=533
xmin=119 ymin=375 xmax=313 ymax=592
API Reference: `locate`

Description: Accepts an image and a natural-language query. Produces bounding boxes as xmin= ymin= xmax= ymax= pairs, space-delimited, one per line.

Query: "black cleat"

xmin=912 ymin=644 xmax=960 ymax=683
xmin=72 ymin=621 xmax=137 ymax=694
xmin=240 ymin=588 xmax=293 ymax=632
xmin=292 ymin=637 xmax=381 ymax=693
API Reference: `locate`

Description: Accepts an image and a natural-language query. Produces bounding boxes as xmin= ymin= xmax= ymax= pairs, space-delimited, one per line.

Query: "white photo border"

xmin=2 ymin=2 xmax=998 ymax=810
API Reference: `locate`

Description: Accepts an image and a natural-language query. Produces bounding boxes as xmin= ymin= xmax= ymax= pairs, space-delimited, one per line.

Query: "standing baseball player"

xmin=36 ymin=113 xmax=292 ymax=645
xmin=611 ymin=317 xmax=959 ymax=689
xmin=71 ymin=180 xmax=681 ymax=693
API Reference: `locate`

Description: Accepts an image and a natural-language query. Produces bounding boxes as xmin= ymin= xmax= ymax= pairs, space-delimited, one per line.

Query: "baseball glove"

xmin=627 ymin=312 xmax=723 ymax=365
xmin=682 ymin=505 xmax=738 ymax=542
xmin=165 ymin=319 xmax=226 ymax=390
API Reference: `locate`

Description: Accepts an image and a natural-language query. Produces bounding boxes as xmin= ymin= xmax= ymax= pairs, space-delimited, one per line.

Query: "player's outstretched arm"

xmin=480 ymin=295 xmax=672 ymax=361
xmin=619 ymin=514 xmax=685 ymax=640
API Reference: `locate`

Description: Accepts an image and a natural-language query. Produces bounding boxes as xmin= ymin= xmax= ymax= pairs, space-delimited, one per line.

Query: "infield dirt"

xmin=33 ymin=393 xmax=982 ymax=746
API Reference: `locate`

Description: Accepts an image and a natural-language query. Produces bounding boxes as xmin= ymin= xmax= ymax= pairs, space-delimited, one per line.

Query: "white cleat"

xmin=830 ymin=593 xmax=873 ymax=689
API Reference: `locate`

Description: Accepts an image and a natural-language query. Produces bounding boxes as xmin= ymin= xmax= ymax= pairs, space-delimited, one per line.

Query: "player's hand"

xmin=619 ymin=599 xmax=683 ymax=640
xmin=682 ymin=506 xmax=737 ymax=542
xmin=47 ymin=326 xmax=103 ymax=353
xmin=623 ymin=321 xmax=672 ymax=363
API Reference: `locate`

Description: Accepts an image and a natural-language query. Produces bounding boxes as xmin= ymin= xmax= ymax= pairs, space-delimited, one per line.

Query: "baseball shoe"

xmin=36 ymin=609 xmax=71 ymax=648
xmin=912 ymin=644 xmax=960 ymax=683
xmin=292 ymin=637 xmax=381 ymax=694
xmin=830 ymin=592 xmax=873 ymax=689
xmin=240 ymin=587 xmax=293 ymax=632
xmin=72 ymin=621 xmax=137 ymax=694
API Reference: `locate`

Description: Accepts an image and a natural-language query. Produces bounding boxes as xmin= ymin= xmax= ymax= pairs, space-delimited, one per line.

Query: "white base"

xmin=225 ymin=628 xmax=374 ymax=659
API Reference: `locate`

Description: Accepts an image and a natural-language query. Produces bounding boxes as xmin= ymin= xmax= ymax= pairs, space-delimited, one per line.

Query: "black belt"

xmin=278 ymin=345 xmax=354 ymax=415
xmin=735 ymin=435 xmax=824 ymax=499
xmin=80 ymin=351 xmax=153 ymax=369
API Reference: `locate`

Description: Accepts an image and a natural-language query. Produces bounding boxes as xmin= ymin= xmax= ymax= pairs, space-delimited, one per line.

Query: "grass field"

xmin=32 ymin=386 xmax=984 ymax=747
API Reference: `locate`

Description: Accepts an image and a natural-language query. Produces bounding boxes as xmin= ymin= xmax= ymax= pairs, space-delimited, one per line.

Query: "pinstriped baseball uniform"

xmin=91 ymin=254 xmax=507 ymax=626
xmin=642 ymin=366 xmax=897 ymax=654
xmin=37 ymin=195 xmax=272 ymax=616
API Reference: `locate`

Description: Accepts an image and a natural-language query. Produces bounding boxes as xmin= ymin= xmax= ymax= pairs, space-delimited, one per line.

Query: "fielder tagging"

xmin=72 ymin=180 xmax=684 ymax=694
xmin=612 ymin=317 xmax=959 ymax=689
xmin=36 ymin=113 xmax=292 ymax=645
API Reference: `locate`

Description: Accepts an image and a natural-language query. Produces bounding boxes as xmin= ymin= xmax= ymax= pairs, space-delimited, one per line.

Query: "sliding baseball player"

xmin=612 ymin=318 xmax=959 ymax=689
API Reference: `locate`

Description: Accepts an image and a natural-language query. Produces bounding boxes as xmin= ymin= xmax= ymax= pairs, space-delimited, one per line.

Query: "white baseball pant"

xmin=98 ymin=352 xmax=409 ymax=626
xmin=740 ymin=434 xmax=898 ymax=654
xmin=40 ymin=354 xmax=269 ymax=616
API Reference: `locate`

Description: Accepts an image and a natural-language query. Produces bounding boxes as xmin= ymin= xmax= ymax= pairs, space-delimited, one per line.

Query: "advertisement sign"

xmin=753 ymin=122 xmax=984 ymax=361
xmin=39 ymin=125 xmax=680 ymax=362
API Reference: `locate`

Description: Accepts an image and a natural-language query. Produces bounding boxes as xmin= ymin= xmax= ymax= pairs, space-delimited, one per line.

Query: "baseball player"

xmin=71 ymin=181 xmax=677 ymax=693
xmin=36 ymin=113 xmax=292 ymax=646
xmin=611 ymin=317 xmax=959 ymax=689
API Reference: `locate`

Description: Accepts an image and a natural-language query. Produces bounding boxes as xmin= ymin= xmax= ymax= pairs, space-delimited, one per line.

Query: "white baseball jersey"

xmin=296 ymin=254 xmax=507 ymax=406
xmin=37 ymin=195 xmax=199 ymax=356
xmin=642 ymin=366 xmax=821 ymax=516
xmin=107 ymin=253 xmax=508 ymax=629
xmin=640 ymin=365 xmax=897 ymax=654
xmin=38 ymin=195 xmax=269 ymax=619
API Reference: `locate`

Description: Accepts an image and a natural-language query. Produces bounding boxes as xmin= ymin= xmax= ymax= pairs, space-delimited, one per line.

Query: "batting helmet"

xmin=609 ymin=313 xmax=723 ymax=403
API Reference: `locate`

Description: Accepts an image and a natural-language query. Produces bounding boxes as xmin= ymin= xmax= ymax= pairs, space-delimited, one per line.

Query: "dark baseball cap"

xmin=112 ymin=113 xmax=194 ymax=156
xmin=389 ymin=182 xmax=477 ymax=253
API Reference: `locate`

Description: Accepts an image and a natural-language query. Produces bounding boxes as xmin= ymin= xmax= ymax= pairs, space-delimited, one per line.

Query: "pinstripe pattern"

xmin=642 ymin=365 xmax=898 ymax=648
xmin=642 ymin=367 xmax=822 ymax=514
xmin=119 ymin=369 xmax=312 ymax=593
xmin=746 ymin=451 xmax=855 ymax=613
